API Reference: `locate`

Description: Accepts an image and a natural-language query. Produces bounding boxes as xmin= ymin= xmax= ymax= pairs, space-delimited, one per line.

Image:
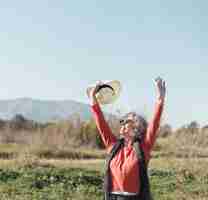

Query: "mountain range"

xmin=0 ymin=98 xmax=92 ymax=122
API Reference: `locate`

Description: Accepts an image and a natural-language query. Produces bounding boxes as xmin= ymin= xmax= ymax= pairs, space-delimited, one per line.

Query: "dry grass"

xmin=154 ymin=128 xmax=208 ymax=158
xmin=1 ymin=156 xmax=208 ymax=175
xmin=0 ymin=120 xmax=207 ymax=167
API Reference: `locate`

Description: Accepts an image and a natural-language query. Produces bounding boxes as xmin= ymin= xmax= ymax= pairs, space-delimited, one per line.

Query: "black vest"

xmin=104 ymin=138 xmax=153 ymax=200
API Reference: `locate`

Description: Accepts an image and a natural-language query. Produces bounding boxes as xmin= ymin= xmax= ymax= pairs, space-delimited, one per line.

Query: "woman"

xmin=89 ymin=78 xmax=166 ymax=200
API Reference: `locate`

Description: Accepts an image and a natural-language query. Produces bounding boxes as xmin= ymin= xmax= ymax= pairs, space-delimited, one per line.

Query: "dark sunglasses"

xmin=119 ymin=119 xmax=134 ymax=125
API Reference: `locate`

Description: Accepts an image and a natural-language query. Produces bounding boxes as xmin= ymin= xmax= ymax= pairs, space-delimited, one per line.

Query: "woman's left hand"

xmin=155 ymin=77 xmax=166 ymax=101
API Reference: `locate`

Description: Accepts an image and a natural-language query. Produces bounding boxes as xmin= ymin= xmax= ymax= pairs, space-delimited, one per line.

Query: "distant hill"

xmin=0 ymin=98 xmax=92 ymax=122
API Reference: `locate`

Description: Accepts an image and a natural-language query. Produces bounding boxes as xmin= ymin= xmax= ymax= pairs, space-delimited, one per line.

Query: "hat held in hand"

xmin=87 ymin=80 xmax=122 ymax=105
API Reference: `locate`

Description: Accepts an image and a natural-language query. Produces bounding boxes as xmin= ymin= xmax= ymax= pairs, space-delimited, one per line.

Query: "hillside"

xmin=0 ymin=98 xmax=91 ymax=122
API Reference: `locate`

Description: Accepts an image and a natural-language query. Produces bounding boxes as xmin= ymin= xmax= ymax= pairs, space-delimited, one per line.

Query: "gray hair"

xmin=121 ymin=112 xmax=148 ymax=139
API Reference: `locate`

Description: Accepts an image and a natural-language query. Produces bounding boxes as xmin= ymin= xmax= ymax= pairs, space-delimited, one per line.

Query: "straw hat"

xmin=86 ymin=80 xmax=122 ymax=105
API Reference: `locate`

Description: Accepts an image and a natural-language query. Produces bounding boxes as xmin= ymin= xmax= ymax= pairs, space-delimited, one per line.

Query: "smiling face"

xmin=119 ymin=112 xmax=148 ymax=141
xmin=119 ymin=119 xmax=135 ymax=139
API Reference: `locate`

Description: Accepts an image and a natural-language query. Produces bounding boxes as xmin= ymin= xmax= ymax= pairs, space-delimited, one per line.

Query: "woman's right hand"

xmin=90 ymin=81 xmax=103 ymax=105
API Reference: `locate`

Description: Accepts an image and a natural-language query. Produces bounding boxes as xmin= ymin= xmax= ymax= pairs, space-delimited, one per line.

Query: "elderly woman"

xmin=89 ymin=78 xmax=166 ymax=200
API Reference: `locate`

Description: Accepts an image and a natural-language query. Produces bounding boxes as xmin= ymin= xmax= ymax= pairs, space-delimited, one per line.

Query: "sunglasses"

xmin=119 ymin=119 xmax=134 ymax=125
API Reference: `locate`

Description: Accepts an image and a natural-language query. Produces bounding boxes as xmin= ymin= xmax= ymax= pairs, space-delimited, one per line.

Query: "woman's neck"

xmin=124 ymin=136 xmax=133 ymax=147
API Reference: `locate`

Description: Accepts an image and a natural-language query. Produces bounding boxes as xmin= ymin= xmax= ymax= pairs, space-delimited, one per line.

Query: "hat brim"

xmin=86 ymin=80 xmax=121 ymax=105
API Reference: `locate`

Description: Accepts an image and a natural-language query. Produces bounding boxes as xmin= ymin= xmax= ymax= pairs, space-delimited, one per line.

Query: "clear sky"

xmin=0 ymin=0 xmax=207 ymax=128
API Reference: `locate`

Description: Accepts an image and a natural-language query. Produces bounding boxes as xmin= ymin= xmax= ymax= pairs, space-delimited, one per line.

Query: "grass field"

xmin=0 ymin=128 xmax=207 ymax=199
xmin=0 ymin=157 xmax=207 ymax=200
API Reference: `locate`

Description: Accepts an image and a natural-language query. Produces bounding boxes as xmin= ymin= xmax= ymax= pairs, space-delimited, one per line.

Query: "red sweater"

xmin=91 ymin=100 xmax=164 ymax=194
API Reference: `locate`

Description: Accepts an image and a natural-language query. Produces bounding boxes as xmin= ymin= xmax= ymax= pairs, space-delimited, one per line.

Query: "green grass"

xmin=0 ymin=167 xmax=103 ymax=200
xmin=0 ymin=164 xmax=207 ymax=200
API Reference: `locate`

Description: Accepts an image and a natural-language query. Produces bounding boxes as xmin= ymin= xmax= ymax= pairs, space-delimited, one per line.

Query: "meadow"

xmin=0 ymin=116 xmax=207 ymax=199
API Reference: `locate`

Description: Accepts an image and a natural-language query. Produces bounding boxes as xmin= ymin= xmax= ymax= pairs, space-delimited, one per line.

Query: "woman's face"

xmin=119 ymin=120 xmax=135 ymax=138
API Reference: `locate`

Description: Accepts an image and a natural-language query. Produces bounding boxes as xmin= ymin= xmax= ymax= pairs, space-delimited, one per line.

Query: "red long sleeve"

xmin=142 ymin=99 xmax=164 ymax=161
xmin=91 ymin=103 xmax=117 ymax=153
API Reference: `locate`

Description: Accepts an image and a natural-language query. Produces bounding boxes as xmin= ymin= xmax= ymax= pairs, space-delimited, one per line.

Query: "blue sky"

xmin=0 ymin=0 xmax=207 ymax=128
